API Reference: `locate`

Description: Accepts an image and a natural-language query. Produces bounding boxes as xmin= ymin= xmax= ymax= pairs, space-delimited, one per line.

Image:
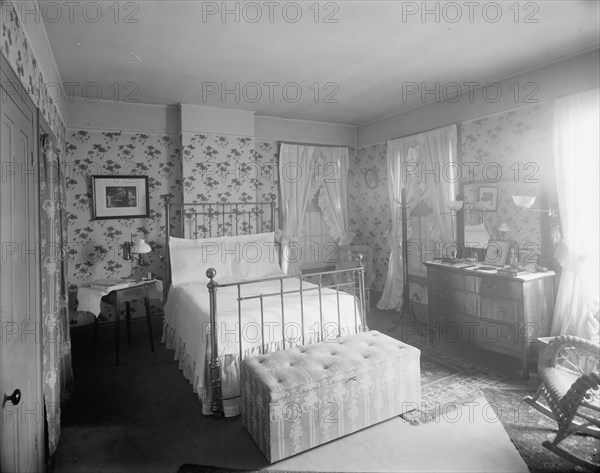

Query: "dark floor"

xmin=54 ymin=296 xmax=539 ymax=472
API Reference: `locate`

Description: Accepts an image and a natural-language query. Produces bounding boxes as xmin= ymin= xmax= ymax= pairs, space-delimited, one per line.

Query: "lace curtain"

xmin=317 ymin=146 xmax=355 ymax=246
xmin=377 ymin=124 xmax=457 ymax=310
xmin=551 ymin=89 xmax=600 ymax=342
xmin=40 ymin=134 xmax=73 ymax=455
xmin=279 ymin=144 xmax=318 ymax=275
xmin=279 ymin=144 xmax=353 ymax=274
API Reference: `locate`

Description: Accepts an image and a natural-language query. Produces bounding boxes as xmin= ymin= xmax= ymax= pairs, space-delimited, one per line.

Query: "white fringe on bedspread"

xmin=161 ymin=320 xmax=362 ymax=417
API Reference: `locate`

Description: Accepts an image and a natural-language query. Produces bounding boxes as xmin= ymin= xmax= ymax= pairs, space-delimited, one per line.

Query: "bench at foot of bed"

xmin=240 ymin=330 xmax=421 ymax=463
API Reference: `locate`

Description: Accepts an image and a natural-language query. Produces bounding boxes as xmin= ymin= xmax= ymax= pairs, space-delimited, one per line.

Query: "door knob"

xmin=3 ymin=389 xmax=21 ymax=407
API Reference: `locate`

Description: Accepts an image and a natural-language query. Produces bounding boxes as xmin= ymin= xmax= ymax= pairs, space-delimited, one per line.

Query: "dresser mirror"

xmin=457 ymin=179 xmax=545 ymax=266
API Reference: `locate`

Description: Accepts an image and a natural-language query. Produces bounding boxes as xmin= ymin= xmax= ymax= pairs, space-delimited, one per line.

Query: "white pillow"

xmin=221 ymin=232 xmax=282 ymax=281
xmin=169 ymin=236 xmax=232 ymax=286
xmin=169 ymin=236 xmax=200 ymax=247
xmin=169 ymin=233 xmax=282 ymax=286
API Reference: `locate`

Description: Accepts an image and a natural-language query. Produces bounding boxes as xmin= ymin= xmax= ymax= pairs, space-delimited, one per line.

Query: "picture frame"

xmin=478 ymin=186 xmax=498 ymax=211
xmin=484 ymin=240 xmax=510 ymax=267
xmin=91 ymin=175 xmax=149 ymax=220
xmin=364 ymin=168 xmax=379 ymax=189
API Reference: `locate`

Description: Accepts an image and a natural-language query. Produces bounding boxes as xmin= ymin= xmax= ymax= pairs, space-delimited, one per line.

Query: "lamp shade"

xmin=131 ymin=239 xmax=151 ymax=255
xmin=512 ymin=195 xmax=537 ymax=208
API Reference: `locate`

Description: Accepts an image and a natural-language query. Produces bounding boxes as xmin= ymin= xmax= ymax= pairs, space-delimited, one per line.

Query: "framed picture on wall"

xmin=92 ymin=175 xmax=149 ymax=219
xmin=478 ymin=186 xmax=498 ymax=211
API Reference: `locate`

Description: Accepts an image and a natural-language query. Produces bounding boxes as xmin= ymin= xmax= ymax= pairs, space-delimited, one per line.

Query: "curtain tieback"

xmin=339 ymin=231 xmax=356 ymax=246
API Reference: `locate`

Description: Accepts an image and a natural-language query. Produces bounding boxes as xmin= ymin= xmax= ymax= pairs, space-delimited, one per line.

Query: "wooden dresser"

xmin=424 ymin=262 xmax=556 ymax=380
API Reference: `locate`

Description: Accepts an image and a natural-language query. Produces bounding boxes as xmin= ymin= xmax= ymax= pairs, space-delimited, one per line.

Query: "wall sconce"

xmin=512 ymin=195 xmax=555 ymax=216
xmin=123 ymin=238 xmax=152 ymax=264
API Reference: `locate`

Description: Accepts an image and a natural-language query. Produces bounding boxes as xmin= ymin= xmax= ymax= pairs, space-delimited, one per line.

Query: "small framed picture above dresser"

xmin=484 ymin=240 xmax=510 ymax=266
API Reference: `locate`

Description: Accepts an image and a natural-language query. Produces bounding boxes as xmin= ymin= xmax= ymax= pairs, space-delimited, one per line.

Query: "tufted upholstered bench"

xmin=240 ymin=330 xmax=421 ymax=463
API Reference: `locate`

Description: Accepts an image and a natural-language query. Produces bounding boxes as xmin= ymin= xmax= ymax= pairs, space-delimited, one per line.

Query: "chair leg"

xmin=523 ymin=387 xmax=557 ymax=422
xmin=144 ymin=285 xmax=154 ymax=352
xmin=543 ymin=439 xmax=600 ymax=472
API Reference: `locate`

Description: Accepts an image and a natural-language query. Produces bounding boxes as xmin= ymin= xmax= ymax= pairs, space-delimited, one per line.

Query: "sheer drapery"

xmin=551 ymin=89 xmax=600 ymax=342
xmin=423 ymin=125 xmax=457 ymax=243
xmin=377 ymin=140 xmax=417 ymax=310
xmin=278 ymin=144 xmax=318 ymax=275
xmin=377 ymin=124 xmax=457 ymax=310
xmin=317 ymin=146 xmax=355 ymax=246
xmin=40 ymin=134 xmax=73 ymax=455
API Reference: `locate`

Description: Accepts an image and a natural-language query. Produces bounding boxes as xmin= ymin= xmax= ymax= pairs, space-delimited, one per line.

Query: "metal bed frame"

xmin=163 ymin=196 xmax=368 ymax=416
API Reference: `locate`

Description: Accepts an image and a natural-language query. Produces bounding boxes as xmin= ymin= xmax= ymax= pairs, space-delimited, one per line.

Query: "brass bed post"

xmin=163 ymin=194 xmax=171 ymax=297
xmin=206 ymin=268 xmax=223 ymax=416
xmin=357 ymin=254 xmax=368 ymax=331
xmin=270 ymin=197 xmax=276 ymax=231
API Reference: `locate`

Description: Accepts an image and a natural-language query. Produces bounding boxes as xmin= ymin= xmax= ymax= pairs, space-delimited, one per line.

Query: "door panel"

xmin=0 ymin=64 xmax=42 ymax=473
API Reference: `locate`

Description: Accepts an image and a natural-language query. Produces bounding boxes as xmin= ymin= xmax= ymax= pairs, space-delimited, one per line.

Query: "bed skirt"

xmin=161 ymin=321 xmax=364 ymax=417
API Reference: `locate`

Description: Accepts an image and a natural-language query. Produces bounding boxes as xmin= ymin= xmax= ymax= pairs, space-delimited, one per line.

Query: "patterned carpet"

xmin=482 ymin=387 xmax=600 ymax=473
xmin=401 ymin=345 xmax=509 ymax=423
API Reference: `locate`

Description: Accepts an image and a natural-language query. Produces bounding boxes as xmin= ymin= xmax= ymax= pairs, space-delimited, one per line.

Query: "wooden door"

xmin=0 ymin=57 xmax=43 ymax=473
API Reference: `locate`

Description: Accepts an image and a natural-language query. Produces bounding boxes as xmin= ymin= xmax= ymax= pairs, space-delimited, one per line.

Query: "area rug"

xmin=481 ymin=387 xmax=599 ymax=473
xmin=401 ymin=348 xmax=509 ymax=424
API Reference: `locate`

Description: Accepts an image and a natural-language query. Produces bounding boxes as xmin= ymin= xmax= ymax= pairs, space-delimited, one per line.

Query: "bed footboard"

xmin=206 ymin=265 xmax=368 ymax=417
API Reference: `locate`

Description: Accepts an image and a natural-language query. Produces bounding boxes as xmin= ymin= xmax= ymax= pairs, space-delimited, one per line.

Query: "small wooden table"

xmin=88 ymin=280 xmax=158 ymax=366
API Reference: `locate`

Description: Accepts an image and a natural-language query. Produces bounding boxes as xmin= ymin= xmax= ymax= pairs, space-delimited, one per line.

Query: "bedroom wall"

xmin=64 ymin=101 xmax=181 ymax=325
xmin=350 ymin=49 xmax=599 ymax=306
xmin=65 ymin=129 xmax=181 ymax=325
xmin=65 ymin=101 xmax=356 ymax=324
xmin=348 ymin=105 xmax=553 ymax=304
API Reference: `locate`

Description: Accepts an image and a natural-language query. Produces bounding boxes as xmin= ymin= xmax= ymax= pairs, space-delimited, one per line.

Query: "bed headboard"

xmin=162 ymin=195 xmax=277 ymax=290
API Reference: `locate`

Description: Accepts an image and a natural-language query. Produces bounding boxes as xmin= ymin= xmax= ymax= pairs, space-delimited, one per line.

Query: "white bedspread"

xmin=162 ymin=273 xmax=364 ymax=416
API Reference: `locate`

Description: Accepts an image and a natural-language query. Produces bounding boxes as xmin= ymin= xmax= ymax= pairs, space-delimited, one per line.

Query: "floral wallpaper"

xmin=1 ymin=1 xmax=66 ymax=142
xmin=65 ymin=130 xmax=182 ymax=325
xmin=461 ymin=103 xmax=553 ymax=256
xmin=181 ymin=133 xmax=279 ymax=236
xmin=350 ymin=103 xmax=554 ymax=302
xmin=348 ymin=143 xmax=390 ymax=293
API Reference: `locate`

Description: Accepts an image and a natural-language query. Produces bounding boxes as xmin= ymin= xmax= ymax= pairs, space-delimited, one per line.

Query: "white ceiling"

xmin=42 ymin=0 xmax=600 ymax=126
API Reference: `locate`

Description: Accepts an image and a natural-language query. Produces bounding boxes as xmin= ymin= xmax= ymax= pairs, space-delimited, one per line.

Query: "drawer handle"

xmin=436 ymin=293 xmax=444 ymax=298
xmin=441 ymin=275 xmax=449 ymax=281
xmin=483 ymin=283 xmax=496 ymax=290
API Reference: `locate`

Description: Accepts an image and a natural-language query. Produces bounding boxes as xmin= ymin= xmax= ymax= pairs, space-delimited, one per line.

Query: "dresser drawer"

xmin=429 ymin=284 xmax=477 ymax=316
xmin=430 ymin=270 xmax=475 ymax=291
xmin=479 ymin=296 xmax=519 ymax=324
xmin=476 ymin=276 xmax=521 ymax=299
xmin=474 ymin=321 xmax=521 ymax=355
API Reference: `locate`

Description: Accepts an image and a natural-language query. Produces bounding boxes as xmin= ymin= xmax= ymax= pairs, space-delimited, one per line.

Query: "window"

xmin=299 ymin=193 xmax=337 ymax=272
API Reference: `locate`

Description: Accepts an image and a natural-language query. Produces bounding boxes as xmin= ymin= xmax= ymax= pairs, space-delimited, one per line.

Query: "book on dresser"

xmin=89 ymin=278 xmax=136 ymax=291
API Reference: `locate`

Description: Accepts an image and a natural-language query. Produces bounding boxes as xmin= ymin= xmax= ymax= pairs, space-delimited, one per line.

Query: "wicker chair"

xmin=524 ymin=335 xmax=600 ymax=470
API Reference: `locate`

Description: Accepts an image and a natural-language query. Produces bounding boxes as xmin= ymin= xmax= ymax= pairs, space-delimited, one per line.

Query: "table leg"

xmin=144 ymin=285 xmax=154 ymax=352
xmin=92 ymin=315 xmax=99 ymax=358
xmin=522 ymin=344 xmax=530 ymax=381
xmin=115 ymin=292 xmax=120 ymax=366
xmin=126 ymin=301 xmax=132 ymax=346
